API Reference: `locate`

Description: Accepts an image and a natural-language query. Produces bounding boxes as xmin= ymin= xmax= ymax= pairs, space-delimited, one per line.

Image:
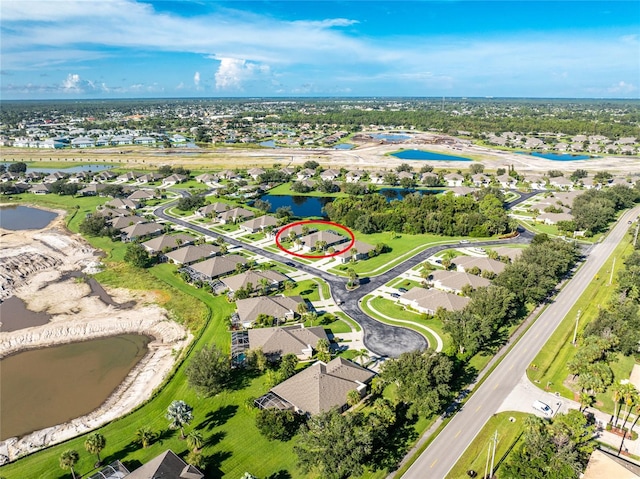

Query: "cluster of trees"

xmin=158 ymin=164 xmax=190 ymax=177
xmin=79 ymin=215 xmax=119 ymax=238
xmin=325 ymin=190 xmax=512 ymax=236
xmin=57 ymin=432 xmax=106 ymax=479
xmin=502 ymin=411 xmax=596 ymax=479
xmin=186 ymin=345 xmax=232 ymax=396
xmin=440 ymin=236 xmax=579 ymax=358
xmin=176 ymin=195 xmax=206 ymax=212
xmin=569 ymin=185 xmax=640 ymax=234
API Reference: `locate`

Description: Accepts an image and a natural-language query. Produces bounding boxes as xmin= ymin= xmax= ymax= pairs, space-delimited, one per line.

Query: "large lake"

xmin=391 ymin=149 xmax=472 ymax=161
xmin=0 ymin=205 xmax=58 ymax=230
xmin=0 ymin=334 xmax=150 ymax=440
xmin=261 ymin=189 xmax=440 ymax=217
xmin=518 ymin=152 xmax=594 ymax=161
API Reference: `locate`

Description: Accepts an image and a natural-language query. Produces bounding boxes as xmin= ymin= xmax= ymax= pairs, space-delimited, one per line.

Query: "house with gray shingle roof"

xmin=452 ymin=256 xmax=507 ymax=276
xmin=399 ymin=287 xmax=470 ymax=315
xmin=163 ymin=244 xmax=221 ymax=265
xmin=235 ymin=295 xmax=304 ymax=328
xmin=298 ymin=230 xmax=347 ymax=253
xmin=239 ymin=215 xmax=278 ymax=233
xmin=221 ymin=270 xmax=288 ymax=294
xmin=248 ymin=324 xmax=328 ymax=361
xmin=427 ymin=270 xmax=490 ymax=294
xmin=121 ymin=222 xmax=163 ymax=242
xmin=109 ymin=214 xmax=146 ymax=230
xmin=188 ymin=254 xmax=247 ymax=279
xmin=218 ymin=207 xmax=254 ymax=224
xmin=141 ymin=233 xmax=195 ymax=254
xmin=267 ymin=358 xmax=374 ymax=416
xmin=124 ymin=449 xmax=203 ymax=479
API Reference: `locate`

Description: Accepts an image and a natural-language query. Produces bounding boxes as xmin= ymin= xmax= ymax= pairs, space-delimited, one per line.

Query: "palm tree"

xmin=297 ymin=301 xmax=308 ymax=316
xmin=350 ymin=248 xmax=358 ymax=263
xmin=135 ymin=426 xmax=154 ymax=448
xmin=166 ymin=400 xmax=194 ymax=439
xmin=258 ymin=278 xmax=270 ymax=296
xmin=347 ymin=268 xmax=358 ymax=288
xmin=579 ymin=392 xmax=594 ymax=412
xmin=628 ymin=402 xmax=640 ymax=437
xmin=441 ymin=250 xmax=457 ymax=270
xmin=612 ymin=383 xmax=624 ymax=427
xmin=59 ymin=449 xmax=80 ymax=479
xmin=353 ymin=349 xmax=369 ymax=366
xmin=618 ymin=383 xmax=636 ymax=428
xmin=187 ymin=430 xmax=204 ymax=452
xmin=621 ymin=387 xmax=639 ymax=431
xmin=84 ymin=432 xmax=106 ymax=466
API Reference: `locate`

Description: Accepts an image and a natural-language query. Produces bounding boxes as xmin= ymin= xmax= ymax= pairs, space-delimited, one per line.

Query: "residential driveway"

xmin=497 ymin=373 xmax=570 ymax=419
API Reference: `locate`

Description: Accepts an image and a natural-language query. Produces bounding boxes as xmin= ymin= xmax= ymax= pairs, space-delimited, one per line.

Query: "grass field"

xmin=446 ymin=412 xmax=529 ymax=479
xmin=283 ymin=278 xmax=321 ymax=302
xmin=527 ymin=234 xmax=636 ymax=413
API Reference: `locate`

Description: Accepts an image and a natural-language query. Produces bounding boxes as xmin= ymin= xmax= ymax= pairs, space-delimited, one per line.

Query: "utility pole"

xmin=489 ymin=430 xmax=498 ymax=478
xmin=572 ymin=309 xmax=581 ymax=346
xmin=609 ymin=257 xmax=615 ymax=286
xmin=633 ymin=222 xmax=639 ymax=248
xmin=484 ymin=441 xmax=491 ymax=479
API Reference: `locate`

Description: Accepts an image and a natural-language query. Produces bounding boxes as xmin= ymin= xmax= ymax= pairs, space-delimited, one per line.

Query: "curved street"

xmin=154 ymin=192 xmax=533 ymax=357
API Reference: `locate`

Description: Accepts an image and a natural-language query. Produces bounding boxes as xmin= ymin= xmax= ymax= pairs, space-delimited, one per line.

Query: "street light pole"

xmin=572 ymin=309 xmax=581 ymax=346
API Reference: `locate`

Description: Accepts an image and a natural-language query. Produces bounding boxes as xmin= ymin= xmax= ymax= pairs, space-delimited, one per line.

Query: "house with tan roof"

xmin=137 ymin=172 xmax=164 ymax=184
xmin=345 ymin=170 xmax=365 ymax=183
xmin=296 ymin=168 xmax=316 ymax=180
xmin=320 ymin=169 xmax=341 ymax=181
xmin=445 ymin=173 xmax=463 ymax=187
xmin=109 ymin=214 xmax=145 ymax=230
xmin=234 ymin=295 xmax=304 ymax=328
xmin=127 ymin=189 xmax=156 ymax=201
xmin=188 ymin=254 xmax=247 ymax=279
xmin=298 ymin=230 xmax=348 ymax=253
xmin=490 ymin=247 xmax=524 ymax=263
xmin=121 ymin=222 xmax=164 ymax=242
xmin=449 ymin=186 xmax=477 ymax=197
xmin=265 ymin=358 xmax=374 ymax=416
xmin=218 ymin=207 xmax=254 ymax=224
xmin=536 ymin=212 xmax=574 ymax=225
xmin=336 ymin=240 xmax=375 ymax=263
xmin=427 ymin=270 xmax=491 ymax=294
xmin=197 ymin=202 xmax=230 ymax=217
xmin=106 ymin=197 xmax=139 ymax=210
xmin=452 ymin=256 xmax=507 ymax=275
xmin=239 ymin=215 xmax=278 ymax=233
xmin=247 ymin=167 xmax=266 ymax=180
xmin=399 ymin=287 xmax=470 ymax=315
xmin=221 ymin=270 xmax=288 ymax=293
xmin=195 ymin=173 xmax=219 ymax=184
xmin=369 ymin=172 xmax=385 ymax=184
xmin=248 ymin=324 xmax=329 ymax=361
xmin=164 ymin=244 xmax=221 ymax=265
xmin=141 ymin=233 xmax=195 ymax=254
xmin=162 ymin=173 xmax=188 ymax=186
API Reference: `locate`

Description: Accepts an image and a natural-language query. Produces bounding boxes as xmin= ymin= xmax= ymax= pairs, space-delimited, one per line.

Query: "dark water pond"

xmin=518 ymin=152 xmax=594 ymax=161
xmin=0 ymin=334 xmax=151 ymax=440
xmin=0 ymin=205 xmax=57 ymax=230
xmin=260 ymin=189 xmax=440 ymax=217
xmin=391 ymin=149 xmax=472 ymax=161
xmin=0 ymin=296 xmax=51 ymax=332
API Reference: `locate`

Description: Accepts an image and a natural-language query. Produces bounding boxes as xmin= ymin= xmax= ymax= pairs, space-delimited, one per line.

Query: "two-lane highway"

xmin=401 ymin=205 xmax=640 ymax=478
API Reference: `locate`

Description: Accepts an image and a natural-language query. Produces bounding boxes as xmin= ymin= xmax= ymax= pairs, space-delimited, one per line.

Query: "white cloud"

xmin=62 ymin=73 xmax=98 ymax=93
xmin=607 ymin=81 xmax=637 ymax=94
xmin=193 ymin=71 xmax=200 ymax=87
xmin=214 ymin=58 xmax=270 ymax=90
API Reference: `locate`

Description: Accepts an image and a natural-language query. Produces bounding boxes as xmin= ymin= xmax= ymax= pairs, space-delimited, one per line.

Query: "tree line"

xmin=324 ymin=189 xmax=514 ymax=236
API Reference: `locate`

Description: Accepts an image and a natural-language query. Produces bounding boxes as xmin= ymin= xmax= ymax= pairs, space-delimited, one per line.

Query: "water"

xmin=518 ymin=152 xmax=594 ymax=161
xmin=0 ymin=163 xmax=115 ymax=174
xmin=261 ymin=189 xmax=441 ymax=217
xmin=371 ymin=133 xmax=411 ymax=142
xmin=333 ymin=143 xmax=355 ymax=150
xmin=0 ymin=334 xmax=151 ymax=440
xmin=260 ymin=194 xmax=334 ymax=218
xmin=391 ymin=149 xmax=472 ymax=161
xmin=260 ymin=140 xmax=276 ymax=148
xmin=0 ymin=205 xmax=57 ymax=230
xmin=0 ymin=296 xmax=51 ymax=332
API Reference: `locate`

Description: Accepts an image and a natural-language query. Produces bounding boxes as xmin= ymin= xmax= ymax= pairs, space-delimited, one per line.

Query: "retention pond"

xmin=0 ymin=334 xmax=151 ymax=440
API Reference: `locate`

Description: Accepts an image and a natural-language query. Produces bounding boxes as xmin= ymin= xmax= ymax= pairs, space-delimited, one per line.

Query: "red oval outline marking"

xmin=275 ymin=220 xmax=355 ymax=259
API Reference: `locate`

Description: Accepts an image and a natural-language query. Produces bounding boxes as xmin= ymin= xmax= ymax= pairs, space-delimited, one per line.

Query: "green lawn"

xmin=527 ymin=235 xmax=635 ymax=411
xmin=283 ymin=279 xmax=321 ymax=301
xmin=240 ymin=232 xmax=266 ymax=242
xmin=212 ymin=223 xmax=240 ymax=233
xmin=329 ymin=232 xmax=475 ymax=276
xmin=446 ymin=412 xmax=529 ymax=479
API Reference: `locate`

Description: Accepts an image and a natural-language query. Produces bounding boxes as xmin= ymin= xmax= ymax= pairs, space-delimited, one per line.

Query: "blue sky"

xmin=1 ymin=1 xmax=638 ymax=99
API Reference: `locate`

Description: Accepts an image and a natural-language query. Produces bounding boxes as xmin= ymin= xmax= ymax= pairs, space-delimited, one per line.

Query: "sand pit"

xmin=0 ymin=212 xmax=190 ymax=463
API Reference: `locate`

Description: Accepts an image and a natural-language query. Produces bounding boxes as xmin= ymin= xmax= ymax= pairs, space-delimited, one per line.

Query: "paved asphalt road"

xmin=401 ymin=205 xmax=640 ymax=479
xmin=155 ymin=197 xmax=532 ymax=357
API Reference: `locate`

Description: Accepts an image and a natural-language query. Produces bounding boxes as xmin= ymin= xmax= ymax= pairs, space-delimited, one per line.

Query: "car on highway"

xmin=459 ymin=239 xmax=470 ymax=244
xmin=532 ymin=400 xmax=553 ymax=416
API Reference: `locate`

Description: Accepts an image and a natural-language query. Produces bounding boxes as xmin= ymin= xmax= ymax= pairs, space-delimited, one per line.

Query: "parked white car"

xmin=532 ymin=400 xmax=553 ymax=416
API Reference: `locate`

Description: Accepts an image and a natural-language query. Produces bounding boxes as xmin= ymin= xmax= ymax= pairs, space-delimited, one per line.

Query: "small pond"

xmin=260 ymin=140 xmax=276 ymax=148
xmin=0 ymin=163 xmax=115 ymax=174
xmin=333 ymin=143 xmax=355 ymax=150
xmin=518 ymin=152 xmax=595 ymax=161
xmin=371 ymin=133 xmax=411 ymax=142
xmin=0 ymin=296 xmax=51 ymax=332
xmin=391 ymin=149 xmax=472 ymax=161
xmin=0 ymin=334 xmax=151 ymax=440
xmin=0 ymin=205 xmax=58 ymax=230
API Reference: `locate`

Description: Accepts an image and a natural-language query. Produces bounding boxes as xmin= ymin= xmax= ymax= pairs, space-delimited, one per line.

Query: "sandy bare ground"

xmin=2 ymin=134 xmax=639 ymax=174
xmin=0 ymin=212 xmax=190 ymax=463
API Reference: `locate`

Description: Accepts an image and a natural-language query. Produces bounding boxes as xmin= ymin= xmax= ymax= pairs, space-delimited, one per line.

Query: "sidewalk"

xmin=498 ymin=374 xmax=640 ymax=457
